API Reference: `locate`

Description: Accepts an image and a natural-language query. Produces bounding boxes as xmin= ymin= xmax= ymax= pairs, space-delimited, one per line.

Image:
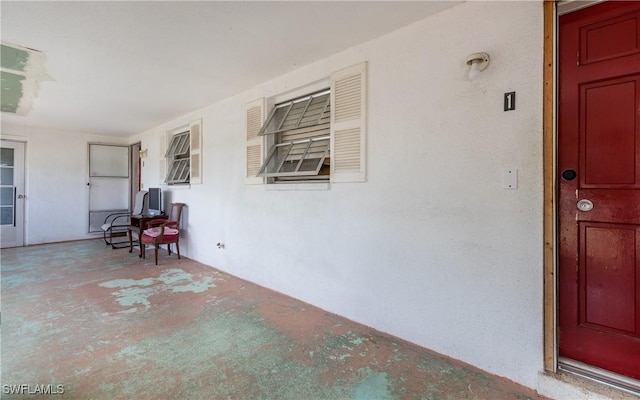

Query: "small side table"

xmin=128 ymin=214 xmax=167 ymax=258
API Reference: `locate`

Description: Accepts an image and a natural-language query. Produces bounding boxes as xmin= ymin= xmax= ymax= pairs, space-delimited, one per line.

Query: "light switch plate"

xmin=504 ymin=168 xmax=518 ymax=189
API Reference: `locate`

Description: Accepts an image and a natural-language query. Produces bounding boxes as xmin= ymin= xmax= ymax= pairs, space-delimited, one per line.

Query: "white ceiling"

xmin=1 ymin=1 xmax=460 ymax=137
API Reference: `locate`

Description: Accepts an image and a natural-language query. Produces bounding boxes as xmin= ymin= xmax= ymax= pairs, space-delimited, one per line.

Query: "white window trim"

xmin=160 ymin=118 xmax=203 ymax=187
xmin=266 ymin=182 xmax=331 ymax=191
xmin=271 ymin=78 xmax=330 ymax=105
xmin=244 ymin=61 xmax=367 ymax=187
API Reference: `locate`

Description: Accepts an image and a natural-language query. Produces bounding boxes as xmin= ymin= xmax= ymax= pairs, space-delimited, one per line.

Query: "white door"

xmin=0 ymin=140 xmax=26 ymax=248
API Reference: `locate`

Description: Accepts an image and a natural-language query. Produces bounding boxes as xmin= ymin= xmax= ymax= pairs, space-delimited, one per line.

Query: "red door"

xmin=558 ymin=1 xmax=640 ymax=380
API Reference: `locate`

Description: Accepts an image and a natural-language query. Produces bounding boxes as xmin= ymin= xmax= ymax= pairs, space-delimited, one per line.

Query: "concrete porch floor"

xmin=1 ymin=239 xmax=546 ymax=399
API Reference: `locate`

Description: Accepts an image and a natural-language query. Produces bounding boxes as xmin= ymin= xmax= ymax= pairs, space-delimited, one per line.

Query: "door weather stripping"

xmin=558 ymin=357 xmax=640 ymax=396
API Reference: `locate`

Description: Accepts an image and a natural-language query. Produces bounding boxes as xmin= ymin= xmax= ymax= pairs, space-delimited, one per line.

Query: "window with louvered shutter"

xmin=247 ymin=62 xmax=366 ymax=185
xmin=257 ymin=89 xmax=331 ymax=180
xmin=162 ymin=118 xmax=203 ymax=185
xmin=189 ymin=119 xmax=202 ymax=184
xmin=330 ymin=62 xmax=367 ymax=183
xmin=246 ymin=99 xmax=265 ymax=184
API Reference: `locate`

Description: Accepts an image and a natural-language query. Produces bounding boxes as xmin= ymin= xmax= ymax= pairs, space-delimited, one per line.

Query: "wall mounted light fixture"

xmin=139 ymin=149 xmax=148 ymax=158
xmin=466 ymin=52 xmax=490 ymax=80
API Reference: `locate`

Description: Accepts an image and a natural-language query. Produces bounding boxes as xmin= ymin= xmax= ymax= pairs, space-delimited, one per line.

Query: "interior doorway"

xmin=0 ymin=140 xmax=26 ymax=248
xmin=556 ymin=0 xmax=640 ymax=390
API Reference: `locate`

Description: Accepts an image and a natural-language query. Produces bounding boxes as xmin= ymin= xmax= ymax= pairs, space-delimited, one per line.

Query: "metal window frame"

xmin=165 ymin=130 xmax=191 ymax=184
xmin=258 ymin=136 xmax=330 ymax=178
xmin=166 ymin=158 xmax=190 ymax=184
xmin=175 ymin=133 xmax=190 ymax=157
xmin=165 ymin=130 xmax=190 ymax=158
xmin=258 ymin=89 xmax=330 ymax=136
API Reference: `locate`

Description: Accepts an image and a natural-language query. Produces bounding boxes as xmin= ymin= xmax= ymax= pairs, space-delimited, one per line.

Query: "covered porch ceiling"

xmin=1 ymin=1 xmax=461 ymax=137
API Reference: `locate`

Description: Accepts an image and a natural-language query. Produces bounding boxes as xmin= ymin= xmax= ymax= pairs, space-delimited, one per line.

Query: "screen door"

xmin=88 ymin=144 xmax=129 ymax=233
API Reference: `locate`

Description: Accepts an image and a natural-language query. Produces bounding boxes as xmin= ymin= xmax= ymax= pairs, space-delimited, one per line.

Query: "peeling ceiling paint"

xmin=1 ymin=44 xmax=29 ymax=71
xmin=1 ymin=71 xmax=25 ymax=113
xmin=1 ymin=42 xmax=53 ymax=116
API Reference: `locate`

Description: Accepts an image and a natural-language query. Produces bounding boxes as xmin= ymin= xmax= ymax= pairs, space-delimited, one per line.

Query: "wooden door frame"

xmin=542 ymin=0 xmax=555 ymax=373
xmin=542 ymin=0 xmax=558 ymax=372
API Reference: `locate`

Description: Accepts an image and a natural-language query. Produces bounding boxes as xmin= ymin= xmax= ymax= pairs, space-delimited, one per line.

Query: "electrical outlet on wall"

xmin=503 ymin=168 xmax=518 ymax=189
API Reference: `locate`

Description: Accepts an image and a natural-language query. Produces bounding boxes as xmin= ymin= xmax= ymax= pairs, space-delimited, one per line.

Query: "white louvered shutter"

xmin=189 ymin=118 xmax=203 ymax=184
xmin=159 ymin=131 xmax=167 ymax=184
xmin=246 ymin=98 xmax=265 ymax=184
xmin=330 ymin=62 xmax=367 ymax=183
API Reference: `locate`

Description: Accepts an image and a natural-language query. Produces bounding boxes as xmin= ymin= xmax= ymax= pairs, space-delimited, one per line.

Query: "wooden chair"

xmin=140 ymin=203 xmax=185 ymax=265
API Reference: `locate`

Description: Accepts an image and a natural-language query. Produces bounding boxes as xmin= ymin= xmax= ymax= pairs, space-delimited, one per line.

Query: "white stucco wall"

xmin=130 ymin=1 xmax=545 ymax=388
xmin=2 ymin=0 xmax=546 ymax=389
xmin=0 ymin=126 xmax=128 ymax=245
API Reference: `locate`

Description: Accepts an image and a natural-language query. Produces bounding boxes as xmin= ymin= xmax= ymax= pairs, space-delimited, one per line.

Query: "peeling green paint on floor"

xmin=1 ymin=240 xmax=546 ymax=400
xmin=354 ymin=369 xmax=391 ymax=400
xmin=99 ymin=268 xmax=215 ymax=309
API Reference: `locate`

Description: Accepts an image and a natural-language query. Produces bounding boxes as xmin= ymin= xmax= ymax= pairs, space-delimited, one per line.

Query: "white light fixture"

xmin=466 ymin=52 xmax=490 ymax=80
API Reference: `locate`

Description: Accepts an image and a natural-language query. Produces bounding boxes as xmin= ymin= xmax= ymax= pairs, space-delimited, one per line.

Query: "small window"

xmin=257 ymin=89 xmax=330 ymax=181
xmin=245 ymin=62 xmax=366 ymax=185
xmin=165 ymin=130 xmax=190 ymax=184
